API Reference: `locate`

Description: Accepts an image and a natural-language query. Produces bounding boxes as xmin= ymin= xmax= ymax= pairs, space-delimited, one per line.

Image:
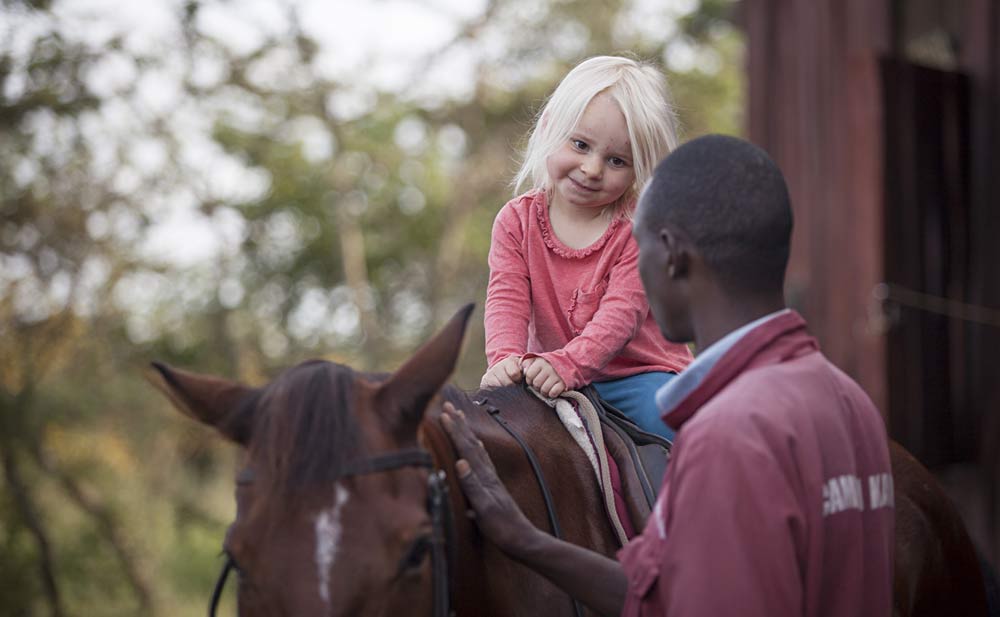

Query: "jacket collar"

xmin=660 ymin=310 xmax=817 ymax=431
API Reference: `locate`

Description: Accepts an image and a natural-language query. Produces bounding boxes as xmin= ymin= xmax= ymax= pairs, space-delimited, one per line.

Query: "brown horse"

xmin=891 ymin=442 xmax=991 ymax=617
xmin=150 ymin=304 xmax=993 ymax=617
xmin=149 ymin=305 xmax=620 ymax=616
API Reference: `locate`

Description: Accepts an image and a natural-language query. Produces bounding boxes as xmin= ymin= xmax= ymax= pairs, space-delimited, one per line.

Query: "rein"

xmin=474 ymin=396 xmax=586 ymax=617
xmin=207 ymin=448 xmax=453 ymax=617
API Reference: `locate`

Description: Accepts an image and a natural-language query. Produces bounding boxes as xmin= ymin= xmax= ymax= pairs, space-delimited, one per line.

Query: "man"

xmin=442 ymin=134 xmax=894 ymax=616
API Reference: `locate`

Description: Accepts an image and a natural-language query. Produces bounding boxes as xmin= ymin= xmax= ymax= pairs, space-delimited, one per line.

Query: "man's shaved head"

xmin=639 ymin=134 xmax=792 ymax=295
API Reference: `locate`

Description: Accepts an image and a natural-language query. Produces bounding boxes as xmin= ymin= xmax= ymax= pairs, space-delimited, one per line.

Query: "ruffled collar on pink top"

xmin=532 ymin=190 xmax=625 ymax=259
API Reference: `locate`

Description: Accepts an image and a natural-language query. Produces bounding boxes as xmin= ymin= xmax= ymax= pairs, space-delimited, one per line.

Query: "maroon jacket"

xmin=617 ymin=311 xmax=894 ymax=616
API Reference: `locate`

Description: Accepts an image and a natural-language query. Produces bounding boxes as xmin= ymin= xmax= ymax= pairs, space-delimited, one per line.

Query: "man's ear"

xmin=660 ymin=224 xmax=691 ymax=279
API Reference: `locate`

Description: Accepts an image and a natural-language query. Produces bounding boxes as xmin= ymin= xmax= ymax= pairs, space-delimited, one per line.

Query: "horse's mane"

xmin=245 ymin=359 xmax=364 ymax=505
xmin=241 ymin=363 xmax=541 ymax=508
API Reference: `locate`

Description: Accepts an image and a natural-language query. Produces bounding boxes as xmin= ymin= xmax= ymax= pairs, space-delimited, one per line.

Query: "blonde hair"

xmin=514 ymin=56 xmax=679 ymax=219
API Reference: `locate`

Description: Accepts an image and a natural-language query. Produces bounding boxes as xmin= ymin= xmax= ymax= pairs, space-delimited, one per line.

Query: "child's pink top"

xmin=485 ymin=190 xmax=692 ymax=390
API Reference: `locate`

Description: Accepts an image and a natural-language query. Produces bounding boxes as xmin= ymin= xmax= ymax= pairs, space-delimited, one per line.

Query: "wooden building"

xmin=744 ymin=0 xmax=1000 ymax=564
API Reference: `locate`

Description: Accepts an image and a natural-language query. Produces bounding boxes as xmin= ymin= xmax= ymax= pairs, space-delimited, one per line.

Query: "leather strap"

xmin=208 ymin=556 xmax=234 ymax=617
xmin=209 ymin=447 xmax=450 ymax=617
xmin=476 ymin=396 xmax=585 ymax=617
xmin=341 ymin=449 xmax=434 ymax=476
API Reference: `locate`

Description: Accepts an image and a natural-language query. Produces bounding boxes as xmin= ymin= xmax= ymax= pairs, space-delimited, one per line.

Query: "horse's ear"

xmin=147 ymin=362 xmax=258 ymax=445
xmin=377 ymin=303 xmax=474 ymax=432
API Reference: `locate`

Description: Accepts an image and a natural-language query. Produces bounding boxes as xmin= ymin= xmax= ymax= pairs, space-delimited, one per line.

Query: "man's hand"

xmin=480 ymin=355 xmax=523 ymax=389
xmin=521 ymin=357 xmax=566 ymax=398
xmin=440 ymin=401 xmax=628 ymax=617
xmin=441 ymin=402 xmax=534 ymax=553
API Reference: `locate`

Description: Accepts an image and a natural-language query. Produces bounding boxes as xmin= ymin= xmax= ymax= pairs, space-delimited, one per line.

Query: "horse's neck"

xmin=420 ymin=385 xmax=623 ymax=615
xmin=481 ymin=386 xmax=626 ymax=611
xmin=432 ymin=384 xmax=621 ymax=540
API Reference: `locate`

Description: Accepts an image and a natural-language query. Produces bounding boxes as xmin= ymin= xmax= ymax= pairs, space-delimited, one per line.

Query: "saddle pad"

xmin=529 ymin=388 xmax=632 ymax=546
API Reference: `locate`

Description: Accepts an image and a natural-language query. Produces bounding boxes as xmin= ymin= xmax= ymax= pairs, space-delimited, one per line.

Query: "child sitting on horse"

xmin=480 ymin=55 xmax=692 ymax=440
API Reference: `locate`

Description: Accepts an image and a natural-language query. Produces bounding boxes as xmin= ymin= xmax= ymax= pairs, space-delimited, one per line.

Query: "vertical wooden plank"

xmin=745 ymin=0 xmax=891 ymax=414
xmin=746 ymin=0 xmax=1000 ymax=569
xmin=959 ymin=0 xmax=1000 ymax=567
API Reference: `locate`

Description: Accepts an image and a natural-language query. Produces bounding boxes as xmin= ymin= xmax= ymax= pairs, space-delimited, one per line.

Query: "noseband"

xmin=208 ymin=448 xmax=453 ymax=617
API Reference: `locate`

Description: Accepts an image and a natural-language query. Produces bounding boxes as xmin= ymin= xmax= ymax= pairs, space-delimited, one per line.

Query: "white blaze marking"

xmin=315 ymin=484 xmax=350 ymax=605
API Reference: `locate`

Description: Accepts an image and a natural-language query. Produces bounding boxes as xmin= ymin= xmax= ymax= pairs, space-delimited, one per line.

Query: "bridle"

xmin=208 ymin=448 xmax=453 ymax=617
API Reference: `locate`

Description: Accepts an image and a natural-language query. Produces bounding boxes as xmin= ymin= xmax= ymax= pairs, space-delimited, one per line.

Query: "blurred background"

xmin=0 ymin=0 xmax=743 ymax=613
xmin=0 ymin=0 xmax=996 ymax=615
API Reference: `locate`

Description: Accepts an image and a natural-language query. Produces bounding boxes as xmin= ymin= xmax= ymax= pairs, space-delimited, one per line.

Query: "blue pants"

xmin=593 ymin=372 xmax=676 ymax=442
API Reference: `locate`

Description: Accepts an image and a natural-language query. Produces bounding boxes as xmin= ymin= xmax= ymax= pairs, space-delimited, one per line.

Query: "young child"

xmin=481 ymin=55 xmax=692 ymax=440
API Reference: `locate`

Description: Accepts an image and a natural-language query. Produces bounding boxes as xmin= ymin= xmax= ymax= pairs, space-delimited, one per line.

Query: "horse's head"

xmin=149 ymin=304 xmax=474 ymax=616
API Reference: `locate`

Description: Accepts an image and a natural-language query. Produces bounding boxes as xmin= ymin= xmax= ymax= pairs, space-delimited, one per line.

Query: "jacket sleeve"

xmin=650 ymin=426 xmax=805 ymax=616
xmin=484 ymin=203 xmax=530 ymax=368
xmin=538 ymin=235 xmax=648 ymax=389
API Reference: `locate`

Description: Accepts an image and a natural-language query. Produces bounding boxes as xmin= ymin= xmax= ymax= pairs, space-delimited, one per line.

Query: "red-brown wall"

xmin=743 ymin=0 xmax=1000 ymax=564
xmin=745 ymin=0 xmax=892 ymax=413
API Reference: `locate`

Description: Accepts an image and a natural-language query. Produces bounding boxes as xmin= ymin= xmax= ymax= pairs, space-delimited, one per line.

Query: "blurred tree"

xmin=0 ymin=0 xmax=741 ymax=614
xmin=176 ymin=0 xmax=744 ymax=381
xmin=0 ymin=5 xmax=160 ymax=615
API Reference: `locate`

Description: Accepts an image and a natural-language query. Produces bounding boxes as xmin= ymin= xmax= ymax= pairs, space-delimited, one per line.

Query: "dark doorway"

xmin=881 ymin=58 xmax=974 ymax=468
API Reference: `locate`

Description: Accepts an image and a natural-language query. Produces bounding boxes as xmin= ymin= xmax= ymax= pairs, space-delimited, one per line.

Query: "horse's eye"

xmin=397 ymin=535 xmax=431 ymax=576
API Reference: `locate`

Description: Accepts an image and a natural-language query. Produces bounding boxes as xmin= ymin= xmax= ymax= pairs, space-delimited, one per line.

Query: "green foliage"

xmin=0 ymin=0 xmax=742 ymax=614
xmin=0 ymin=499 xmax=43 ymax=614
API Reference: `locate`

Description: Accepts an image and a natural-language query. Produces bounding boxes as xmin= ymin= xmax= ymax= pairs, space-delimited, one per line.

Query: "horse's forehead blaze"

xmin=219 ymin=363 xmax=450 ymax=612
xmin=314 ymin=483 xmax=351 ymax=606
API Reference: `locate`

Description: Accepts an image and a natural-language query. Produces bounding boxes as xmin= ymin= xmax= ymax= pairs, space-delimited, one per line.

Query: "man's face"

xmin=633 ymin=194 xmax=693 ymax=343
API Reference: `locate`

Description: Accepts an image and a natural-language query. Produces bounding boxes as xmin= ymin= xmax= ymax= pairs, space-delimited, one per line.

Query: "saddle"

xmin=580 ymin=386 xmax=671 ymax=510
xmin=531 ymin=386 xmax=671 ymax=544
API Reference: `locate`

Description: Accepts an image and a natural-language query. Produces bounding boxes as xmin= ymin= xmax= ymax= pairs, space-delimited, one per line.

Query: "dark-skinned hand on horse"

xmin=441 ymin=401 xmax=627 ymax=617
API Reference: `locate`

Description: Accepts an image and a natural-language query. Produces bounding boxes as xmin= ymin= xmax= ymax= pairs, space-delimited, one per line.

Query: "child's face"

xmin=546 ymin=92 xmax=636 ymax=213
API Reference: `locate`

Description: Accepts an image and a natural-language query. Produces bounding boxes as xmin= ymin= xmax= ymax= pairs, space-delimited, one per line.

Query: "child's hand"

xmin=521 ymin=357 xmax=566 ymax=398
xmin=480 ymin=355 xmax=523 ymax=389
